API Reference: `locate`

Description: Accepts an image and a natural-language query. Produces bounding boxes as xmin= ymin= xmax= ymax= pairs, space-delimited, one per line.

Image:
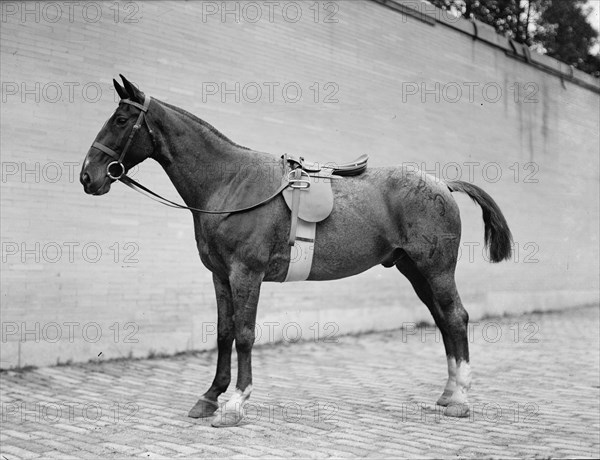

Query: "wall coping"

xmin=372 ymin=0 xmax=600 ymax=94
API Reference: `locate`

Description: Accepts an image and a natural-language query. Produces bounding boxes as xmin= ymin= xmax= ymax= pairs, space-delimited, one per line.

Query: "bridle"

xmin=90 ymin=95 xmax=294 ymax=215
xmin=92 ymin=95 xmax=152 ymax=181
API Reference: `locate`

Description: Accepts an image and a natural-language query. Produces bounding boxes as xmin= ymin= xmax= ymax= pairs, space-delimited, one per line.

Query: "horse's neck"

xmin=153 ymin=102 xmax=260 ymax=209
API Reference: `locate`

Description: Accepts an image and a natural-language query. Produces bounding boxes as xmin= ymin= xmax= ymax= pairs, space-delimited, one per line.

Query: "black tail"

xmin=447 ymin=180 xmax=513 ymax=263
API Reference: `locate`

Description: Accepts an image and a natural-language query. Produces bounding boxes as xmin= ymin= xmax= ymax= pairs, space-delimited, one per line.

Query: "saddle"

xmin=285 ymin=153 xmax=369 ymax=178
xmin=281 ymin=153 xmax=369 ymax=244
xmin=278 ymin=153 xmax=368 ymax=282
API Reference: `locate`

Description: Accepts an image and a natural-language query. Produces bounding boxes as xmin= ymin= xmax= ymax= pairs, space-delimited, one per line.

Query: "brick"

xmin=0 ymin=444 xmax=42 ymax=459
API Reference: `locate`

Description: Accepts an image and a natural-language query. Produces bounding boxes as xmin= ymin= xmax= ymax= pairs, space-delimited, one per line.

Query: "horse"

xmin=80 ymin=75 xmax=512 ymax=428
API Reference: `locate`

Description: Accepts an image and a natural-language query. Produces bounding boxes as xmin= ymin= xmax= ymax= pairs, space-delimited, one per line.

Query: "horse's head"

xmin=80 ymin=75 xmax=155 ymax=195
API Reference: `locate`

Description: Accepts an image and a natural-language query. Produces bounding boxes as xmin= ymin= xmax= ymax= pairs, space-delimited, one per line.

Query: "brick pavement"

xmin=1 ymin=306 xmax=599 ymax=459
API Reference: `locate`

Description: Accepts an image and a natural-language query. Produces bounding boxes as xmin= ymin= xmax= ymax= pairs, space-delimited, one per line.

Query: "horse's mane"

xmin=157 ymin=99 xmax=251 ymax=151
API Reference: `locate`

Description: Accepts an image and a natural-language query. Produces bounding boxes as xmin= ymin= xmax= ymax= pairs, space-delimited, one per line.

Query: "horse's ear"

xmin=113 ymin=79 xmax=128 ymax=100
xmin=119 ymin=74 xmax=144 ymax=102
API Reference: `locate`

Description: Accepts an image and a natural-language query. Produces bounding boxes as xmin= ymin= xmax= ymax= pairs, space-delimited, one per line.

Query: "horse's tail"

xmin=447 ymin=180 xmax=513 ymax=263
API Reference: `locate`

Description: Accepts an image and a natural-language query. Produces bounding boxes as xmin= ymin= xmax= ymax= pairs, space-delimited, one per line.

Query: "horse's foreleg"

xmin=188 ymin=274 xmax=234 ymax=418
xmin=211 ymin=267 xmax=262 ymax=428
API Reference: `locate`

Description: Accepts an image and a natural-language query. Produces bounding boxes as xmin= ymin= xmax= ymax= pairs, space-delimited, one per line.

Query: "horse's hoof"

xmin=211 ymin=410 xmax=244 ymax=428
xmin=436 ymin=389 xmax=454 ymax=407
xmin=188 ymin=397 xmax=219 ymax=418
xmin=444 ymin=403 xmax=470 ymax=418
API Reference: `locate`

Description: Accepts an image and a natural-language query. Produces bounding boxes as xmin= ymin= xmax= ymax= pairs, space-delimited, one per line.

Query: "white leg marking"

xmin=222 ymin=385 xmax=253 ymax=413
xmin=438 ymin=358 xmax=472 ymax=409
xmin=437 ymin=357 xmax=458 ymax=406
xmin=211 ymin=385 xmax=253 ymax=427
xmin=453 ymin=361 xmax=471 ymax=403
xmin=443 ymin=357 xmax=458 ymax=393
xmin=443 ymin=361 xmax=471 ymax=417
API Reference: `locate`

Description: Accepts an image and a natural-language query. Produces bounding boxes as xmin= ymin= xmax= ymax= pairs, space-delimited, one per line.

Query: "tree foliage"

xmin=427 ymin=0 xmax=599 ymax=76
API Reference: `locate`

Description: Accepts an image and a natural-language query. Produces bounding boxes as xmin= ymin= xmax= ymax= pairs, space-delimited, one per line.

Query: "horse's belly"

xmin=307 ymin=224 xmax=393 ymax=281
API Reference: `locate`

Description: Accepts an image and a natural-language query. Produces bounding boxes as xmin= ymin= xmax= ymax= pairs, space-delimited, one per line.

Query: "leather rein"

xmin=92 ymin=95 xmax=290 ymax=215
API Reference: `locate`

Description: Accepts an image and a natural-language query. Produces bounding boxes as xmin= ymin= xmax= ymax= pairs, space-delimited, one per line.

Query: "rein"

xmin=93 ymin=95 xmax=291 ymax=215
xmin=120 ymin=175 xmax=290 ymax=215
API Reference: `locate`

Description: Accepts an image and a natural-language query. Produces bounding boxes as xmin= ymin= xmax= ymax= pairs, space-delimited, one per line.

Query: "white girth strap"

xmin=284 ymin=218 xmax=316 ymax=282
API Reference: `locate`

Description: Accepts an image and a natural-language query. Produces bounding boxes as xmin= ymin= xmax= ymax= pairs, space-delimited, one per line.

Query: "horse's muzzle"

xmin=80 ymin=171 xmax=112 ymax=195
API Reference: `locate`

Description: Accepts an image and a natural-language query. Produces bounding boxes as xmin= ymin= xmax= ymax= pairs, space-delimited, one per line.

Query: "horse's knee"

xmin=217 ymin=330 xmax=234 ymax=348
xmin=235 ymin=327 xmax=255 ymax=353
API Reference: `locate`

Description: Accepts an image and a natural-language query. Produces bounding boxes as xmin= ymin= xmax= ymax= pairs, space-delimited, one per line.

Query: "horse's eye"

xmin=115 ymin=117 xmax=128 ymax=125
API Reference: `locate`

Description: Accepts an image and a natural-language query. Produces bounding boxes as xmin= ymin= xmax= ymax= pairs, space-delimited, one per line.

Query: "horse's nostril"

xmin=82 ymin=172 xmax=91 ymax=184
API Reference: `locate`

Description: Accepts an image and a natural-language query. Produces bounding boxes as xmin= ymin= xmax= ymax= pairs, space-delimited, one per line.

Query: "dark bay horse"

xmin=80 ymin=76 xmax=512 ymax=427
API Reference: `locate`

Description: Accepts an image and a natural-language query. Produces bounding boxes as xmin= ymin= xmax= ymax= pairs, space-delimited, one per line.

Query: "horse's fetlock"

xmin=213 ymin=379 xmax=230 ymax=393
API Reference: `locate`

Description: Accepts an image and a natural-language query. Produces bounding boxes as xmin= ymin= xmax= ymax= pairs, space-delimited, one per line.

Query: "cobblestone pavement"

xmin=1 ymin=306 xmax=599 ymax=459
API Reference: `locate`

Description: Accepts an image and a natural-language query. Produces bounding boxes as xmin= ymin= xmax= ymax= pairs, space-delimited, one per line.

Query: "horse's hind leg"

xmin=396 ymin=253 xmax=471 ymax=417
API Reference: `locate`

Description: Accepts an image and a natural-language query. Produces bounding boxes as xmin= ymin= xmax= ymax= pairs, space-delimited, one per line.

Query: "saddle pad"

xmin=284 ymin=218 xmax=316 ymax=282
xmin=282 ymin=174 xmax=334 ymax=223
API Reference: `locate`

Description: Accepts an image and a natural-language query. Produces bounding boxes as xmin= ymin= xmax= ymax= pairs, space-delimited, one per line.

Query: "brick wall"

xmin=1 ymin=0 xmax=598 ymax=368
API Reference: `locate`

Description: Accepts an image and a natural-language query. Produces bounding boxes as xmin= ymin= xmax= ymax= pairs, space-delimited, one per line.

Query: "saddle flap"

xmin=282 ymin=174 xmax=334 ymax=223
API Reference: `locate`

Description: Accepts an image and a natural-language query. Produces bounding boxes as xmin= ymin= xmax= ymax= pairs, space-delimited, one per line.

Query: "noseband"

xmin=92 ymin=95 xmax=152 ymax=180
